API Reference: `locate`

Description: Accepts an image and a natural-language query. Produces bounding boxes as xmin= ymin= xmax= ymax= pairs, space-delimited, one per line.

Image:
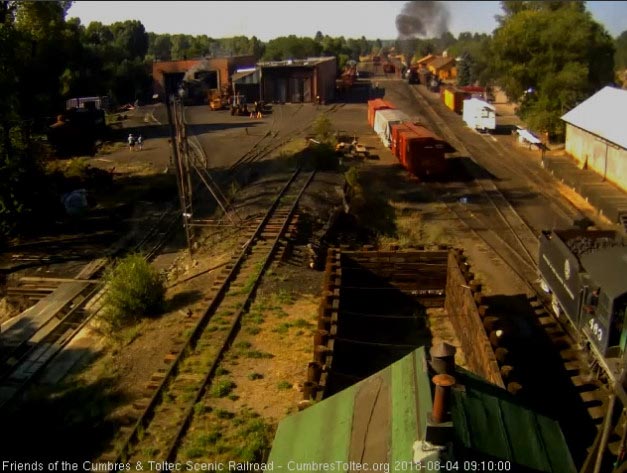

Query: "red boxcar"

xmin=399 ymin=125 xmax=448 ymax=178
xmin=367 ymin=99 xmax=395 ymax=128
xmin=390 ymin=123 xmax=412 ymax=160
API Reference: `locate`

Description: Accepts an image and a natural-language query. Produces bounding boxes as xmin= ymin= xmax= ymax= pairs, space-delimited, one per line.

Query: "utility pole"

xmin=165 ymin=95 xmax=193 ymax=255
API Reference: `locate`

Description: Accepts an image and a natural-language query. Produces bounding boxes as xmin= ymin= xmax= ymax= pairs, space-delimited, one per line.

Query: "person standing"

xmin=137 ymin=134 xmax=143 ymax=151
xmin=128 ymin=133 xmax=135 ymax=152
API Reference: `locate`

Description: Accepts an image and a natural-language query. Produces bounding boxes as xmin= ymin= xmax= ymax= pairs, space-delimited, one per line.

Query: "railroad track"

xmin=228 ymin=103 xmax=346 ymax=175
xmin=97 ymin=168 xmax=315 ymax=467
xmin=407 ymin=82 xmax=589 ymax=229
xmin=0 ymin=203 xmax=183 ymax=410
xmin=403 ymin=82 xmax=613 ymax=461
xmin=0 ymin=95 xmax=250 ymax=410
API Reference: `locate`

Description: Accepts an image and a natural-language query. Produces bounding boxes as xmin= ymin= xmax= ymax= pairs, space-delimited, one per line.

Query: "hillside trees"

xmin=450 ymin=32 xmax=492 ymax=86
xmin=491 ymin=0 xmax=615 ymax=137
xmin=0 ymin=1 xmax=50 ymax=238
xmin=262 ymin=35 xmax=322 ymax=60
xmin=615 ymin=30 xmax=627 ymax=70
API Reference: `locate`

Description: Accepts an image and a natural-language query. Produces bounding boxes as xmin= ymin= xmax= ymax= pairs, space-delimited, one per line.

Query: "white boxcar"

xmin=462 ymin=98 xmax=496 ymax=132
xmin=373 ymin=109 xmax=410 ymax=147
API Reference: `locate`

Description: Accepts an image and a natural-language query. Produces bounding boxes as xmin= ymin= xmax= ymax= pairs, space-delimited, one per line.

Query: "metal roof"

xmin=452 ymin=371 xmax=576 ymax=473
xmin=258 ymin=56 xmax=335 ymax=68
xmin=268 ymin=348 xmax=576 ymax=473
xmin=268 ymin=348 xmax=434 ymax=467
xmin=375 ymin=109 xmax=410 ymax=122
xmin=429 ymin=56 xmax=455 ymax=70
xmin=580 ymin=246 xmax=627 ymax=299
xmin=463 ymin=98 xmax=495 ymax=111
xmin=415 ymin=54 xmax=437 ymax=65
xmin=232 ymin=69 xmax=258 ymax=83
xmin=561 ymin=86 xmax=627 ymax=149
xmin=517 ymin=128 xmax=543 ymax=145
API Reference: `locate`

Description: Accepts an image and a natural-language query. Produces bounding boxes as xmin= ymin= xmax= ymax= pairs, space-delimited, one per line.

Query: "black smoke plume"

xmin=396 ymin=1 xmax=450 ymax=39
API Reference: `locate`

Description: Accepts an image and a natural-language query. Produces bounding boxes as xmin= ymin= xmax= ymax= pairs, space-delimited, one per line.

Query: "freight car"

xmin=398 ymin=124 xmax=447 ymax=178
xmin=391 ymin=122 xmax=412 ymax=158
xmin=538 ymin=228 xmax=627 ymax=380
xmin=441 ymin=87 xmax=469 ymax=114
xmin=367 ymin=99 xmax=395 ymax=128
xmin=373 ymin=109 xmax=410 ymax=148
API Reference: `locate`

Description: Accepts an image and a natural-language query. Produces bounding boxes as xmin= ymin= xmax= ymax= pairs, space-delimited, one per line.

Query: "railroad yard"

xmin=1 ymin=70 xmax=626 ymax=472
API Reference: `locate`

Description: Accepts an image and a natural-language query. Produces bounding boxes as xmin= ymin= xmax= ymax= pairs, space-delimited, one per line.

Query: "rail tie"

xmin=99 ymin=168 xmax=315 ymax=467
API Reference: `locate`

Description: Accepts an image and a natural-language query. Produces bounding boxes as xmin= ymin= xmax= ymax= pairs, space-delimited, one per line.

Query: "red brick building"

xmin=152 ymin=55 xmax=256 ymax=99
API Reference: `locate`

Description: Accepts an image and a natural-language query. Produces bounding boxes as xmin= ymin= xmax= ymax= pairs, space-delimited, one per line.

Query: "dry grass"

xmin=173 ymin=287 xmax=318 ymax=462
xmin=275 ymin=139 xmax=308 ymax=157
xmin=98 ymin=141 xmax=127 ymax=155
xmin=378 ymin=201 xmax=456 ymax=248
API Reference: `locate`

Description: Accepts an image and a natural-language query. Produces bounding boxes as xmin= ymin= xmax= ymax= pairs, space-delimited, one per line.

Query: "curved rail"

xmin=405 ymin=80 xmax=614 ymax=462
xmin=99 ymin=168 xmax=315 ymax=466
xmin=0 ymin=95 xmax=234 ymax=410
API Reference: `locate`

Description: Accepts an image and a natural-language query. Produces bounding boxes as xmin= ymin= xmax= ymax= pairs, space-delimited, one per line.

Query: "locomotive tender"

xmin=538 ymin=228 xmax=627 ymax=380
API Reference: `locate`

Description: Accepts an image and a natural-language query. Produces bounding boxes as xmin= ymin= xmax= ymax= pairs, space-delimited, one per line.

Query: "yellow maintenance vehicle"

xmin=208 ymin=84 xmax=232 ymax=111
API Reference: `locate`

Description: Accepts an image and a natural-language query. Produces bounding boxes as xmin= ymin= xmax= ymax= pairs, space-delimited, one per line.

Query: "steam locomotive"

xmin=538 ymin=228 xmax=627 ymax=381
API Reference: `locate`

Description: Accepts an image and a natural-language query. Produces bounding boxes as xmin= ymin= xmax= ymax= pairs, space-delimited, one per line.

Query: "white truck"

xmin=462 ymin=98 xmax=496 ymax=133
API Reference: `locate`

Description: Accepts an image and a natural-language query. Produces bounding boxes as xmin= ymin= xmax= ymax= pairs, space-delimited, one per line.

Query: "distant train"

xmin=367 ymin=99 xmax=448 ymax=179
xmin=538 ymin=228 xmax=627 ymax=381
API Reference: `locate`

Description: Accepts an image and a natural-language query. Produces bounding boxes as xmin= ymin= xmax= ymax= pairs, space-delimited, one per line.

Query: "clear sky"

xmin=67 ymin=1 xmax=627 ymax=40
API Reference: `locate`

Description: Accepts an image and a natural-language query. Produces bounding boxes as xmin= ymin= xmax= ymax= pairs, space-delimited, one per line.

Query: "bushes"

xmin=344 ymin=167 xmax=395 ymax=236
xmin=312 ymin=113 xmax=334 ymax=144
xmin=101 ymin=254 xmax=165 ymax=330
xmin=309 ymin=143 xmax=339 ymax=171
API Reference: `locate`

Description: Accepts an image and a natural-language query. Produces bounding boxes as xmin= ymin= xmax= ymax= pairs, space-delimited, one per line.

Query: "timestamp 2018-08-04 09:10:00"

xmin=394 ymin=460 xmax=512 ymax=471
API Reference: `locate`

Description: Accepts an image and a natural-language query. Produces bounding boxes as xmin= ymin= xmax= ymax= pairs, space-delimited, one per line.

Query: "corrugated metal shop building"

xmin=152 ymin=55 xmax=256 ymax=98
xmin=232 ymin=68 xmax=261 ymax=103
xmin=561 ymin=86 xmax=627 ymax=193
xmin=268 ymin=347 xmax=576 ymax=473
xmin=258 ymin=56 xmax=337 ymax=103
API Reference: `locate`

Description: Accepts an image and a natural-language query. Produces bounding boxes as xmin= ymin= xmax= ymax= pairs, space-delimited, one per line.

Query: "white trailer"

xmin=462 ymin=98 xmax=496 ymax=132
xmin=373 ymin=109 xmax=410 ymax=147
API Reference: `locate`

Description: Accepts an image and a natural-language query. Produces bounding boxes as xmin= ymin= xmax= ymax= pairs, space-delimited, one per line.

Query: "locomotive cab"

xmin=579 ymin=247 xmax=627 ymax=360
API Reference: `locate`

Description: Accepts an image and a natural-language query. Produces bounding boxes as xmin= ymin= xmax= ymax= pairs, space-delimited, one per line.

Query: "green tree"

xmin=102 ymin=254 xmax=166 ymax=331
xmin=109 ymin=20 xmax=148 ymax=61
xmin=250 ymin=35 xmax=264 ymax=59
xmin=262 ymin=35 xmax=322 ymax=60
xmin=0 ymin=1 xmax=49 ymax=238
xmin=615 ymin=30 xmax=627 ymax=70
xmin=170 ymin=34 xmax=191 ymax=60
xmin=456 ymin=53 xmax=473 ymax=86
xmin=491 ymin=1 xmax=615 ymax=137
xmin=149 ymin=33 xmax=172 ymax=61
xmin=14 ymin=1 xmax=73 ymax=116
xmin=312 ymin=113 xmax=334 ymax=143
